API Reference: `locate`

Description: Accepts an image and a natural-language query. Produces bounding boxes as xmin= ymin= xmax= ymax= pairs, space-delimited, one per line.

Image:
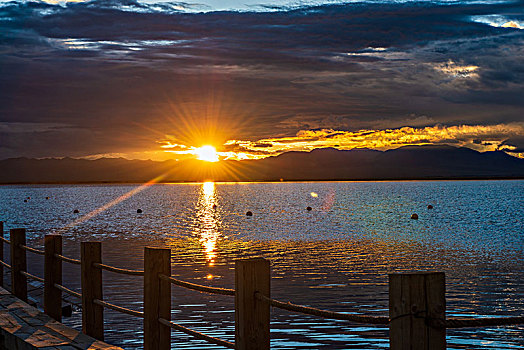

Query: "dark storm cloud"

xmin=0 ymin=0 xmax=523 ymax=158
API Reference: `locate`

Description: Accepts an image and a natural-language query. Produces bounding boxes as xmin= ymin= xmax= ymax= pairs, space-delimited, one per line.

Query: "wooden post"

xmin=10 ymin=228 xmax=27 ymax=301
xmin=389 ymin=272 xmax=446 ymax=350
xmin=0 ymin=221 xmax=3 ymax=287
xmin=144 ymin=247 xmax=171 ymax=350
xmin=81 ymin=242 xmax=104 ymax=341
xmin=44 ymin=234 xmax=62 ymax=321
xmin=235 ymin=258 xmax=270 ymax=350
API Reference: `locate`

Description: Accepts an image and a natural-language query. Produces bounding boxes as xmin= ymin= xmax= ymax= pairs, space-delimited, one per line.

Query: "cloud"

xmin=432 ymin=60 xmax=479 ymax=79
xmin=196 ymin=123 xmax=524 ymax=160
xmin=471 ymin=14 xmax=524 ymax=30
xmin=0 ymin=122 xmax=74 ymax=133
xmin=0 ymin=0 xmax=523 ymax=159
xmin=154 ymin=123 xmax=524 ymax=160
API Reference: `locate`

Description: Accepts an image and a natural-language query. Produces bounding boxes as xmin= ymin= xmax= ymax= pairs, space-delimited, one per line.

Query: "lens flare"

xmin=54 ymin=173 xmax=166 ymax=234
xmin=195 ymin=145 xmax=219 ymax=162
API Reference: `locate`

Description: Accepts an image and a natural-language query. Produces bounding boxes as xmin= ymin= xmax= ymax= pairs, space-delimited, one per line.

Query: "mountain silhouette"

xmin=0 ymin=145 xmax=522 ymax=183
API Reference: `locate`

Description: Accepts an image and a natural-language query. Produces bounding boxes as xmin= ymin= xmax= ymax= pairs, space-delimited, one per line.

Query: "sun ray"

xmin=53 ymin=172 xmax=168 ymax=234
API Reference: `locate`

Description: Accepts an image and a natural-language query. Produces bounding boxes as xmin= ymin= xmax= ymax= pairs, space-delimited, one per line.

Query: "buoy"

xmin=24 ymin=199 xmax=27 ymax=203
xmin=137 ymin=209 xmax=142 ymax=213
xmin=73 ymin=209 xmax=79 ymax=214
xmin=27 ymin=197 xmax=30 ymax=199
xmin=306 ymin=206 xmax=312 ymax=211
xmin=246 ymin=211 xmax=253 ymax=216
xmin=427 ymin=205 xmax=433 ymax=209
xmin=46 ymin=197 xmax=49 ymax=200
xmin=212 ymin=204 xmax=217 ymax=209
xmin=411 ymin=213 xmax=418 ymax=220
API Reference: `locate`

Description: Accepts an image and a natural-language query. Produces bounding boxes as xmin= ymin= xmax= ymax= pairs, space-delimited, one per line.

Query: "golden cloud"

xmin=164 ymin=123 xmax=523 ymax=161
xmin=433 ymin=60 xmax=479 ymax=78
xmin=501 ymin=21 xmax=524 ymax=29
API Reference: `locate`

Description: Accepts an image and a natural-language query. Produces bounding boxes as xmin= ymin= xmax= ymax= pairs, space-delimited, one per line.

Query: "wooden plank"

xmin=389 ymin=272 xmax=446 ymax=350
xmin=81 ymin=241 xmax=104 ymax=341
xmin=143 ymin=247 xmax=171 ymax=350
xmin=388 ymin=272 xmax=405 ymax=349
xmin=0 ymin=285 xmax=124 ymax=349
xmin=10 ymin=228 xmax=27 ymax=301
xmin=410 ymin=273 xmax=426 ymax=349
xmin=426 ymin=272 xmax=446 ymax=350
xmin=235 ymin=258 xmax=270 ymax=350
xmin=44 ymin=234 xmax=62 ymax=321
xmin=0 ymin=221 xmax=3 ymax=287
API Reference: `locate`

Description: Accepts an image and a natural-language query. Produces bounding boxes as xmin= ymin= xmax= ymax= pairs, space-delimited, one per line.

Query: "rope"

xmin=20 ymin=245 xmax=45 ymax=256
xmin=0 ymin=237 xmax=10 ymax=244
xmin=255 ymin=292 xmax=389 ymax=325
xmin=443 ymin=316 xmax=524 ymax=328
xmin=159 ymin=274 xmax=235 ymax=296
xmin=158 ymin=318 xmax=235 ymax=349
xmin=92 ymin=263 xmax=144 ymax=276
xmin=93 ymin=299 xmax=144 ymax=318
xmin=20 ymin=270 xmax=44 ymax=283
xmin=54 ymin=283 xmax=82 ymax=299
xmin=54 ymin=253 xmax=81 ymax=265
xmin=389 ymin=310 xmax=524 ymax=329
xmin=391 ymin=311 xmax=524 ymax=328
xmin=0 ymin=259 xmax=11 ymax=269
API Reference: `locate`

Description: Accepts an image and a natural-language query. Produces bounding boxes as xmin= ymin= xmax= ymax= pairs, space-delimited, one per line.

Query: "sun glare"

xmin=195 ymin=145 xmax=219 ymax=162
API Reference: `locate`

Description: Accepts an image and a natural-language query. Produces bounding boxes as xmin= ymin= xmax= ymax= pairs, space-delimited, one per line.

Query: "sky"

xmin=0 ymin=0 xmax=523 ymax=161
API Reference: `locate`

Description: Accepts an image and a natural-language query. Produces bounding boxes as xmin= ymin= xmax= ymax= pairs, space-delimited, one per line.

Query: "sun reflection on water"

xmin=194 ymin=181 xmax=221 ymax=264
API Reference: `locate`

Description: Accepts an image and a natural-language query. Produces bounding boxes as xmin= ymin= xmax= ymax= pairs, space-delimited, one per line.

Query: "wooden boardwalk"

xmin=0 ymin=286 xmax=121 ymax=349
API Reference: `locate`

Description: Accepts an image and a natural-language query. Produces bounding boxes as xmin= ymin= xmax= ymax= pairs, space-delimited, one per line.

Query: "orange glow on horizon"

xmin=159 ymin=123 xmax=524 ymax=161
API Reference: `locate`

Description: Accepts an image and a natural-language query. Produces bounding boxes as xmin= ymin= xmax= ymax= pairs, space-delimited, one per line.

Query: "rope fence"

xmin=93 ymin=299 xmax=144 ymax=318
xmin=93 ymin=263 xmax=144 ymax=276
xmin=20 ymin=270 xmax=44 ymax=283
xmin=158 ymin=318 xmax=235 ymax=349
xmin=54 ymin=283 xmax=82 ymax=299
xmin=0 ymin=224 xmax=522 ymax=350
xmin=159 ymin=274 xmax=235 ymax=296
xmin=54 ymin=253 xmax=81 ymax=265
xmin=20 ymin=245 xmax=44 ymax=256
xmin=0 ymin=260 xmax=11 ymax=269
xmin=255 ymin=292 xmax=389 ymax=325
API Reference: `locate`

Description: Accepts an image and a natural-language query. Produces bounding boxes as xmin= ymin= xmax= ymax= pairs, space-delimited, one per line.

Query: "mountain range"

xmin=0 ymin=145 xmax=523 ymax=183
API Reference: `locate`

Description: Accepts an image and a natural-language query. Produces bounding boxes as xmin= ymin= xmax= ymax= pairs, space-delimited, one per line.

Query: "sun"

xmin=194 ymin=145 xmax=219 ymax=162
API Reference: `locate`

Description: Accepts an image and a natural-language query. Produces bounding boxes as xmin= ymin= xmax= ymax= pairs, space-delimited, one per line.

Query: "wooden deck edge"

xmin=0 ymin=286 xmax=122 ymax=349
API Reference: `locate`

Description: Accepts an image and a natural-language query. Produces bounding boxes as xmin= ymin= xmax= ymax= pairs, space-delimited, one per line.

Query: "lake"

xmin=0 ymin=180 xmax=523 ymax=349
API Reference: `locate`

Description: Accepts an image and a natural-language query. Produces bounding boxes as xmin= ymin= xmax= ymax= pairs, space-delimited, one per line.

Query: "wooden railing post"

xmin=389 ymin=272 xmax=446 ymax=350
xmin=44 ymin=234 xmax=62 ymax=321
xmin=144 ymin=247 xmax=171 ymax=350
xmin=81 ymin=241 xmax=104 ymax=340
xmin=10 ymin=228 xmax=27 ymax=301
xmin=235 ymin=258 xmax=270 ymax=350
xmin=0 ymin=221 xmax=3 ymax=287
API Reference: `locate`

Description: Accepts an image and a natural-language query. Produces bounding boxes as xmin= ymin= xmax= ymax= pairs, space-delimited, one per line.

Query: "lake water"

xmin=0 ymin=180 xmax=522 ymax=349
